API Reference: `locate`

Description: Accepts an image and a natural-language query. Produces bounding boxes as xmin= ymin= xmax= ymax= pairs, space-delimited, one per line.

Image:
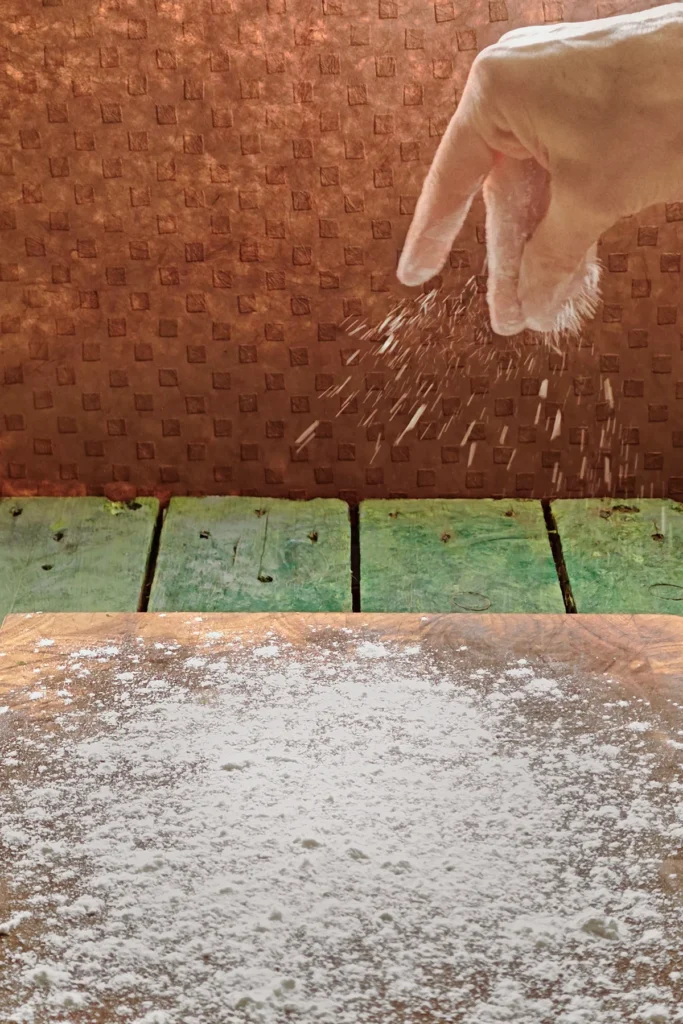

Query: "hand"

xmin=397 ymin=3 xmax=683 ymax=337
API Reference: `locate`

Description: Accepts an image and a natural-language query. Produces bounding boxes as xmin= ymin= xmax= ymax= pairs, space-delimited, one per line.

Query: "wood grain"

xmin=2 ymin=611 xmax=683 ymax=706
xmin=148 ymin=497 xmax=352 ymax=612
xmin=553 ymin=499 xmax=683 ymax=613
xmin=360 ymin=499 xmax=565 ymax=613
xmin=0 ymin=498 xmax=158 ymax=622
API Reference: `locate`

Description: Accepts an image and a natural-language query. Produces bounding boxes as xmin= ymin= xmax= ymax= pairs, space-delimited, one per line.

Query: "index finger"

xmin=396 ymin=78 xmax=495 ymax=288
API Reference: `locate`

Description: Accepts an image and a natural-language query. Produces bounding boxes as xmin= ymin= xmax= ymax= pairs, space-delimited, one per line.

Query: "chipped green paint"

xmin=360 ymin=499 xmax=564 ymax=613
xmin=0 ymin=497 xmax=159 ymax=621
xmin=149 ymin=497 xmax=352 ymax=612
xmin=553 ymin=498 xmax=683 ymax=613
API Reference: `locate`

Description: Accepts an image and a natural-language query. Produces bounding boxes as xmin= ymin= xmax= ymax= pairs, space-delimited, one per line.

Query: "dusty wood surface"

xmin=1 ymin=612 xmax=682 ymax=1023
xmin=2 ymin=610 xmax=683 ymax=707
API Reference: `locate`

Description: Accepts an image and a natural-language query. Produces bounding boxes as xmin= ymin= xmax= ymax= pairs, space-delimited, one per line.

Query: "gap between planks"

xmin=349 ymin=503 xmax=361 ymax=613
xmin=542 ymin=500 xmax=578 ymax=614
xmin=138 ymin=504 xmax=166 ymax=612
xmin=137 ymin=499 xmax=571 ymax=615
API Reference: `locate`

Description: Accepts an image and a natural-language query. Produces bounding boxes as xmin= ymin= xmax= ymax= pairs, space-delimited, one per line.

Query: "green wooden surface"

xmin=0 ymin=497 xmax=159 ymax=621
xmin=8 ymin=494 xmax=678 ymax=617
xmin=552 ymin=498 xmax=683 ymax=613
xmin=149 ymin=497 xmax=352 ymax=612
xmin=360 ymin=499 xmax=565 ymax=613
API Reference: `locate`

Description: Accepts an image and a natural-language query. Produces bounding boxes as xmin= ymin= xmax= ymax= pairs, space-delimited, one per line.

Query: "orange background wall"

xmin=1 ymin=0 xmax=681 ymax=501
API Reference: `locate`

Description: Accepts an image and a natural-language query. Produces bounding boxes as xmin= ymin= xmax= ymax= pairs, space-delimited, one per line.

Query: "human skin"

xmin=397 ymin=3 xmax=683 ymax=337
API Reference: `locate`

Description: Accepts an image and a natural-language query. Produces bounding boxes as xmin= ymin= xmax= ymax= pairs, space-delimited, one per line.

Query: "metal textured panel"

xmin=0 ymin=0 xmax=681 ymax=500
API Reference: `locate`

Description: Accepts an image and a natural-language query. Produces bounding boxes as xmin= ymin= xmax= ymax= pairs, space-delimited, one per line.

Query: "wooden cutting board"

xmin=1 ymin=612 xmax=682 ymax=1023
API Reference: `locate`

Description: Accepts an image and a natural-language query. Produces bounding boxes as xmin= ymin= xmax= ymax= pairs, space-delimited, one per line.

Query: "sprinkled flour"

xmin=1 ymin=628 xmax=682 ymax=1023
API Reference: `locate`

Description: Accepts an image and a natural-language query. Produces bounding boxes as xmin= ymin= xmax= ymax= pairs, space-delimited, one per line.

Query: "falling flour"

xmin=1 ymin=631 xmax=682 ymax=1023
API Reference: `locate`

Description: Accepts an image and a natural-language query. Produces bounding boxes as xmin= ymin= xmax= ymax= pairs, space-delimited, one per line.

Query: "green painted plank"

xmin=553 ymin=498 xmax=683 ymax=613
xmin=0 ymin=497 xmax=159 ymax=620
xmin=149 ymin=497 xmax=352 ymax=612
xmin=360 ymin=499 xmax=564 ymax=613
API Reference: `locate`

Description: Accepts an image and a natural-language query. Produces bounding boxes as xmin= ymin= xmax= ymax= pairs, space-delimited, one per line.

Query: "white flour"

xmin=1 ymin=630 xmax=682 ymax=1023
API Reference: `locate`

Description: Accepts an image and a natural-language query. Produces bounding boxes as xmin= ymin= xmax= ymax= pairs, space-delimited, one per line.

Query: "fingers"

xmin=397 ymin=95 xmax=494 ymax=288
xmin=518 ymin=185 xmax=607 ymax=332
xmin=546 ymin=243 xmax=602 ymax=337
xmin=483 ymin=155 xmax=550 ymax=336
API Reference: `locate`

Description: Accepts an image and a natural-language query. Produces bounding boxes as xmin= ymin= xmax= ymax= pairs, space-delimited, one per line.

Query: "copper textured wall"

xmin=0 ymin=0 xmax=681 ymax=500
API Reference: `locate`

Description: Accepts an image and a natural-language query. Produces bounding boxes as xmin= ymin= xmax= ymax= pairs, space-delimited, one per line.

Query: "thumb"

xmin=518 ymin=182 xmax=609 ymax=333
xmin=397 ymin=100 xmax=494 ymax=287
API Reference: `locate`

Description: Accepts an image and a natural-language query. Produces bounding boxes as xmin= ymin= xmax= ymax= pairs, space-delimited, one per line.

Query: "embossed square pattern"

xmin=0 ymin=0 xmax=681 ymax=500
